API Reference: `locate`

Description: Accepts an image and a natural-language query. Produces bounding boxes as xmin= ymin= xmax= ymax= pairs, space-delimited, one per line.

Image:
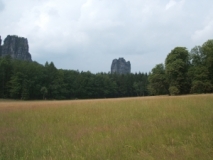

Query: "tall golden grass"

xmin=0 ymin=94 xmax=213 ymax=159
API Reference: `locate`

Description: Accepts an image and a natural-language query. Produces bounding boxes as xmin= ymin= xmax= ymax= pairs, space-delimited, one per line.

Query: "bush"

xmin=169 ymin=86 xmax=180 ymax=95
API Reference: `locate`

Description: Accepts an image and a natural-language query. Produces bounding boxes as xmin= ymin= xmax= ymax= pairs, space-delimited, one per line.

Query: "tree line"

xmin=0 ymin=57 xmax=148 ymax=100
xmin=148 ymin=39 xmax=213 ymax=95
xmin=0 ymin=39 xmax=212 ymax=100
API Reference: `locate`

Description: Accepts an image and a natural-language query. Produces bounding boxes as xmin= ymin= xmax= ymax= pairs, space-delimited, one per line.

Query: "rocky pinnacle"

xmin=111 ymin=57 xmax=131 ymax=74
xmin=0 ymin=35 xmax=32 ymax=61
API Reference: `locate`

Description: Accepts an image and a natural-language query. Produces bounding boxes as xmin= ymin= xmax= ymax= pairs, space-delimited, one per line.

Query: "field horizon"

xmin=0 ymin=94 xmax=213 ymax=159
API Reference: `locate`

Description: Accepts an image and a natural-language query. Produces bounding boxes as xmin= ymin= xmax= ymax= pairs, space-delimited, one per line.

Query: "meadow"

xmin=0 ymin=94 xmax=213 ymax=160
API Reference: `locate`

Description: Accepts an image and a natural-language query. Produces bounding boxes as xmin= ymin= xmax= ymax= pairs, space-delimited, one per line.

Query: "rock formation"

xmin=0 ymin=35 xmax=32 ymax=61
xmin=111 ymin=57 xmax=131 ymax=74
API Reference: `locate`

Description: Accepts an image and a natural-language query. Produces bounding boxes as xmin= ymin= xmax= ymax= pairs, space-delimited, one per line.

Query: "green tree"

xmin=40 ymin=87 xmax=48 ymax=100
xmin=0 ymin=56 xmax=13 ymax=98
xmin=133 ymin=81 xmax=144 ymax=96
xmin=189 ymin=45 xmax=213 ymax=93
xmin=21 ymin=79 xmax=30 ymax=100
xmin=9 ymin=72 xmax=25 ymax=99
xmin=165 ymin=47 xmax=190 ymax=95
xmin=202 ymin=39 xmax=213 ymax=84
xmin=148 ymin=64 xmax=168 ymax=95
xmin=43 ymin=62 xmax=64 ymax=99
xmin=190 ymin=46 xmax=205 ymax=66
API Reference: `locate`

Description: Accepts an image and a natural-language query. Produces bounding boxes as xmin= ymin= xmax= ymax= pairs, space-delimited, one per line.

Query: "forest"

xmin=0 ymin=39 xmax=212 ymax=100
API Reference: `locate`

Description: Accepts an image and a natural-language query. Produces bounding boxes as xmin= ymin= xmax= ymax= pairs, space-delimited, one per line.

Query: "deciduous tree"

xmin=165 ymin=47 xmax=190 ymax=95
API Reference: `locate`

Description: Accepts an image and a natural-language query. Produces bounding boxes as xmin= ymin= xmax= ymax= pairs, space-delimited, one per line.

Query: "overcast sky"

xmin=0 ymin=0 xmax=213 ymax=73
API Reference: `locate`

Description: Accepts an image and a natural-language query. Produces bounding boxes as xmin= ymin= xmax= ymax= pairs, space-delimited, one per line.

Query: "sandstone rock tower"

xmin=0 ymin=35 xmax=32 ymax=61
xmin=111 ymin=57 xmax=131 ymax=74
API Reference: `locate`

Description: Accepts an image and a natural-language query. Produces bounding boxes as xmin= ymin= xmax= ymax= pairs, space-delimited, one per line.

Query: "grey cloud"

xmin=0 ymin=0 xmax=5 ymax=12
xmin=1 ymin=0 xmax=213 ymax=73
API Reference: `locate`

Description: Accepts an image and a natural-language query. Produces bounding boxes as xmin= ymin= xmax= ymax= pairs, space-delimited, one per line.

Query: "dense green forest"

xmin=0 ymin=39 xmax=213 ymax=100
xmin=0 ymin=56 xmax=148 ymax=100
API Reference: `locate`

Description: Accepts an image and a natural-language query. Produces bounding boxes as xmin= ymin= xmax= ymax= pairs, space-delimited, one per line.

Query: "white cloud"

xmin=165 ymin=0 xmax=185 ymax=11
xmin=165 ymin=0 xmax=177 ymax=10
xmin=192 ymin=20 xmax=213 ymax=44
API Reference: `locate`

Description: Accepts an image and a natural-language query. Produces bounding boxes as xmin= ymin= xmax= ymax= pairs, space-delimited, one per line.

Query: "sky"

xmin=0 ymin=0 xmax=213 ymax=73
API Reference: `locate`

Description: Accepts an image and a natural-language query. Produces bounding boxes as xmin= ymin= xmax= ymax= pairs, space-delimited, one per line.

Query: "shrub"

xmin=169 ymin=86 xmax=180 ymax=95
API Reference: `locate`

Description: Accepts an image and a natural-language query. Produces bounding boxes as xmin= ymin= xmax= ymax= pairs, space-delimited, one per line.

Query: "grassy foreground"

xmin=0 ymin=95 xmax=213 ymax=160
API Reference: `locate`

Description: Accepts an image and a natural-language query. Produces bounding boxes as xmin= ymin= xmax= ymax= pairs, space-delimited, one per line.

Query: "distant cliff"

xmin=111 ymin=57 xmax=131 ymax=74
xmin=0 ymin=35 xmax=32 ymax=61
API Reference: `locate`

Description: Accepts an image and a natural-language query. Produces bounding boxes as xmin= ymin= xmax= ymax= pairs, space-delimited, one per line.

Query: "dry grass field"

xmin=0 ymin=94 xmax=213 ymax=160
